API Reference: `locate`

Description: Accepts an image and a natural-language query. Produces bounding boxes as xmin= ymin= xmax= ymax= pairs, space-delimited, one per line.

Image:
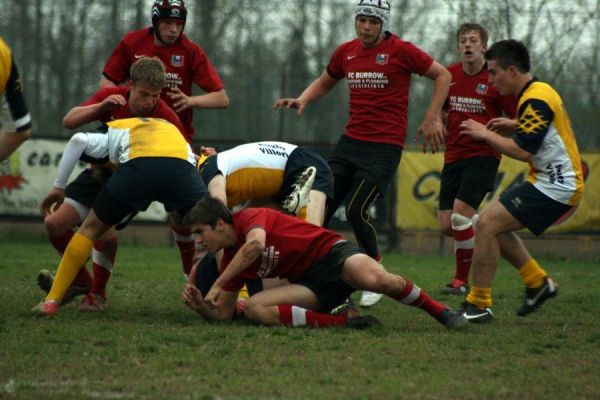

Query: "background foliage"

xmin=1 ymin=0 xmax=599 ymax=149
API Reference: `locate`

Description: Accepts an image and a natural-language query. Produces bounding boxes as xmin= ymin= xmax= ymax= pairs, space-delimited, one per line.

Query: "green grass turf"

xmin=1 ymin=240 xmax=599 ymax=399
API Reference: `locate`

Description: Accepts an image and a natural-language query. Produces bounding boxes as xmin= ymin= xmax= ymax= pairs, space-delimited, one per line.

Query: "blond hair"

xmin=130 ymin=57 xmax=166 ymax=90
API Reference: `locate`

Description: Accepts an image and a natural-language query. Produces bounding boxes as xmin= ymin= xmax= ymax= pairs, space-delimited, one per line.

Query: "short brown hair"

xmin=130 ymin=57 xmax=166 ymax=90
xmin=485 ymin=39 xmax=531 ymax=73
xmin=457 ymin=23 xmax=488 ymax=46
xmin=182 ymin=196 xmax=233 ymax=229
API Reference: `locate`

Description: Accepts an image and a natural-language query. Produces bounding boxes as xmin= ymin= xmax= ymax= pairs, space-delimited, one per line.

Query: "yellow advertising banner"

xmin=395 ymin=152 xmax=600 ymax=232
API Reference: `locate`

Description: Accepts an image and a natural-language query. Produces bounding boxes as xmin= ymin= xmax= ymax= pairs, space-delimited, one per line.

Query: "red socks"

xmin=391 ymin=279 xmax=445 ymax=317
xmin=90 ymin=237 xmax=118 ymax=298
xmin=172 ymin=227 xmax=195 ymax=276
xmin=452 ymin=214 xmax=475 ymax=286
xmin=278 ymin=304 xmax=347 ymax=328
xmin=49 ymin=231 xmax=74 ymax=254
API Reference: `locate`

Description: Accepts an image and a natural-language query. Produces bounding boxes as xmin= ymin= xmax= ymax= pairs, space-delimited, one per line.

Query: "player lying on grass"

xmin=181 ymin=197 xmax=467 ymax=330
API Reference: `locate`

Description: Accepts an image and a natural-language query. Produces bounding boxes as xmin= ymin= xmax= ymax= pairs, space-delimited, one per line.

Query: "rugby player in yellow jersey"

xmin=0 ymin=36 xmax=32 ymax=161
xmin=33 ymin=118 xmax=207 ymax=316
xmin=458 ymin=40 xmax=585 ymax=323
xmin=197 ymin=141 xmax=333 ymax=226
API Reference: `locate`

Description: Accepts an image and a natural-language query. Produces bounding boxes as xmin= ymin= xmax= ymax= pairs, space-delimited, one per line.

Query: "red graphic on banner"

xmin=0 ymin=174 xmax=26 ymax=191
xmin=0 ymin=153 xmax=27 ymax=192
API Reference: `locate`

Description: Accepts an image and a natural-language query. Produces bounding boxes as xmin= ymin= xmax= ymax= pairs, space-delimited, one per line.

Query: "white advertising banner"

xmin=0 ymin=139 xmax=167 ymax=222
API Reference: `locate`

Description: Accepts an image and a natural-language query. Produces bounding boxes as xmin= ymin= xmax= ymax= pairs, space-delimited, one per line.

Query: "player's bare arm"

xmin=273 ymin=71 xmax=339 ymax=116
xmin=63 ymin=95 xmax=126 ymax=129
xmin=204 ymin=228 xmax=266 ymax=308
xmin=416 ymin=61 xmax=451 ymax=153
xmin=487 ymin=117 xmax=519 ymax=137
xmin=459 ymin=119 xmax=532 ymax=162
xmin=167 ymin=87 xmax=229 ymax=113
xmin=207 ymin=175 xmax=228 ymax=206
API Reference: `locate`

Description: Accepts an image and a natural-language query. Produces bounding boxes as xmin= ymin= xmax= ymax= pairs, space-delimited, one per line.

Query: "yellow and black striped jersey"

xmin=0 ymin=36 xmax=31 ymax=131
xmin=0 ymin=37 xmax=11 ymax=95
xmin=514 ymin=80 xmax=584 ymax=205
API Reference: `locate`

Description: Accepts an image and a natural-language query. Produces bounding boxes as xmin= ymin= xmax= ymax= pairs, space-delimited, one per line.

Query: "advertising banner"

xmin=396 ymin=151 xmax=598 ymax=232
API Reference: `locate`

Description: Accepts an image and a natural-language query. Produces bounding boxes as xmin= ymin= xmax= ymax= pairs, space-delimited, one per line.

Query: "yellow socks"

xmin=238 ymin=285 xmax=249 ymax=300
xmin=466 ymin=287 xmax=492 ymax=309
xmin=518 ymin=258 xmax=547 ymax=289
xmin=45 ymin=232 xmax=94 ymax=303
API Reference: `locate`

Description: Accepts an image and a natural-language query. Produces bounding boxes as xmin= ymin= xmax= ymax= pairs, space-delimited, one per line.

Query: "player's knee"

xmin=243 ymin=299 xmax=268 ymax=324
xmin=44 ymin=214 xmax=70 ymax=237
xmin=451 ymin=212 xmax=471 ymax=228
xmin=345 ymin=202 xmax=367 ymax=225
xmin=363 ymin=269 xmax=391 ymax=293
xmin=474 ymin=210 xmax=495 ymax=234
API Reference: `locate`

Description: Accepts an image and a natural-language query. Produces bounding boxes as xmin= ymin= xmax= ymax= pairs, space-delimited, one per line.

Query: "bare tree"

xmin=0 ymin=0 xmax=597 ymax=148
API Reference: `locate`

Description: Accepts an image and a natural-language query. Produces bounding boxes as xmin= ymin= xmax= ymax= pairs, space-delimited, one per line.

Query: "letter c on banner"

xmin=413 ymin=171 xmax=441 ymax=201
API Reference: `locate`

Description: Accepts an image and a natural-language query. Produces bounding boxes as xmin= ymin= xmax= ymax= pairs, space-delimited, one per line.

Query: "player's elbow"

xmin=62 ymin=116 xmax=76 ymax=129
xmin=215 ymin=90 xmax=229 ymax=109
xmin=62 ymin=110 xmax=82 ymax=129
xmin=218 ymin=96 xmax=230 ymax=109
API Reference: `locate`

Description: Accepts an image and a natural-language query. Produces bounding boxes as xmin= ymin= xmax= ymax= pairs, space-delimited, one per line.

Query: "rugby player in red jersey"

xmin=274 ymin=0 xmax=451 ymax=307
xmin=100 ymin=0 xmax=228 ymax=143
xmin=438 ymin=23 xmax=517 ymax=296
xmin=181 ymin=197 xmax=467 ymax=330
xmin=100 ymin=0 xmax=229 ymax=291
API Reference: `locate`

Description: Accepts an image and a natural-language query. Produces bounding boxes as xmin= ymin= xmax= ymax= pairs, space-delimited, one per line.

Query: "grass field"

xmin=1 ymin=238 xmax=599 ymax=399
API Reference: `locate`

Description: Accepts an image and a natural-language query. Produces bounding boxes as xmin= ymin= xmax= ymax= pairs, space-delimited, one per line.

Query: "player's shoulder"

xmin=523 ymin=80 xmax=559 ymax=101
xmin=235 ymin=207 xmax=266 ymax=218
xmin=121 ymin=27 xmax=154 ymax=45
xmin=334 ymin=38 xmax=361 ymax=54
xmin=523 ymin=80 xmax=562 ymax=109
xmin=385 ymin=34 xmax=418 ymax=49
xmin=446 ymin=63 xmax=463 ymax=73
xmin=177 ymin=33 xmax=206 ymax=54
xmin=0 ymin=36 xmax=11 ymax=58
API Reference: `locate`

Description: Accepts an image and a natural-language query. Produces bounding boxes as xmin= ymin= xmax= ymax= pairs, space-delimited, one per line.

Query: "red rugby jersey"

xmin=102 ymin=28 xmax=225 ymax=142
xmin=444 ymin=63 xmax=517 ymax=163
xmin=327 ymin=34 xmax=434 ymax=147
xmin=220 ymin=208 xmax=344 ymax=292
